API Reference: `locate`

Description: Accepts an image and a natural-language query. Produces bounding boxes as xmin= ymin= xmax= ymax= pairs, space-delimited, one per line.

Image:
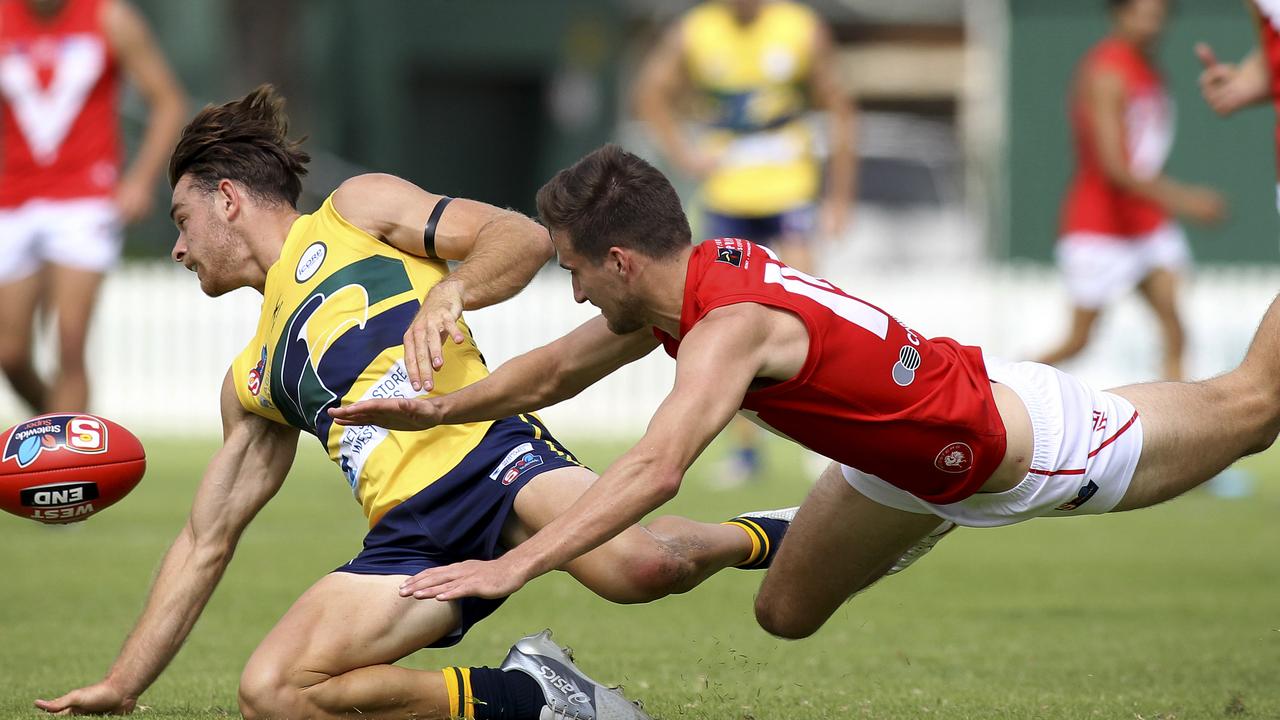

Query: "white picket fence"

xmin=1 ymin=260 xmax=1274 ymax=438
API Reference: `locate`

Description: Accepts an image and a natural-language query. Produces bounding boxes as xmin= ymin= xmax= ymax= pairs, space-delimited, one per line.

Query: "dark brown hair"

xmin=168 ymin=84 xmax=310 ymax=208
xmin=536 ymin=144 xmax=690 ymax=263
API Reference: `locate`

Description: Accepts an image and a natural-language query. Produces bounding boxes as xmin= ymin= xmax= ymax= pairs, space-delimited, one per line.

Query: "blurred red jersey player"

xmin=0 ymin=0 xmax=184 ymax=413
xmin=1037 ymin=0 xmax=1224 ymax=382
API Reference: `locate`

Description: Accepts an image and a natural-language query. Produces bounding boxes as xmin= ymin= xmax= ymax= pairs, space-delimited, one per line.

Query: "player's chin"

xmin=603 ymin=314 xmax=644 ymax=335
xmin=199 ymin=276 xmax=234 ymax=298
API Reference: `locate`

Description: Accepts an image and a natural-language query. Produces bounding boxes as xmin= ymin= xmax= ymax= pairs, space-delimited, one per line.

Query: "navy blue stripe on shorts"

xmin=334 ymin=414 xmax=582 ymax=648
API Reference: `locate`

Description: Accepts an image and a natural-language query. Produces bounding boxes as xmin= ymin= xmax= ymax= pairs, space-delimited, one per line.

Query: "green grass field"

xmin=3 ymin=434 xmax=1278 ymax=719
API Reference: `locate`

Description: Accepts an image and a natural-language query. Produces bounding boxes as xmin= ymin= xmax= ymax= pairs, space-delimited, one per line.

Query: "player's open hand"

xmin=1195 ymin=43 xmax=1268 ymax=117
xmin=404 ymin=278 xmax=466 ymax=393
xmin=399 ymin=557 xmax=528 ymax=601
xmin=35 ymin=682 xmax=137 ymax=715
xmin=328 ymin=397 xmax=444 ymax=431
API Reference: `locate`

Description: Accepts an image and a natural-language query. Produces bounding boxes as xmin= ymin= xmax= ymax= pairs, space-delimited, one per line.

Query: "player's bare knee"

xmin=238 ymin=663 xmax=310 ymax=720
xmin=609 ymin=546 xmax=693 ymax=603
xmin=1229 ymin=377 xmax=1280 ymax=453
xmin=754 ymin=594 xmax=821 ymax=640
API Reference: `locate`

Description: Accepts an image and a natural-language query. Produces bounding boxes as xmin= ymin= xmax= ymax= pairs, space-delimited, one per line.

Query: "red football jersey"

xmin=1060 ymin=37 xmax=1172 ymax=239
xmin=1255 ymin=0 xmax=1280 ymax=184
xmin=654 ymin=239 xmax=1007 ymax=504
xmin=0 ymin=0 xmax=121 ymax=207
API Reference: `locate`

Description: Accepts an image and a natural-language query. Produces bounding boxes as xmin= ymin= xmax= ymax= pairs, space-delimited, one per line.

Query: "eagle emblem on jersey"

xmin=934 ymin=442 xmax=973 ymax=474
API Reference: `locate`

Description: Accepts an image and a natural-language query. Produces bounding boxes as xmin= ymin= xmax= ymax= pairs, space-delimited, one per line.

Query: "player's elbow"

xmin=525 ymin=219 xmax=555 ymax=265
xmin=648 ymin=464 xmax=684 ymax=505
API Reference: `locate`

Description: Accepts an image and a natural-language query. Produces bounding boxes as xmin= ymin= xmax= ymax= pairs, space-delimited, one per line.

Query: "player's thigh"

xmin=1110 ymin=373 xmax=1267 ymax=511
xmin=507 ymin=465 xmax=673 ymax=586
xmin=242 ymin=571 xmax=461 ymax=689
xmin=755 ymin=462 xmax=942 ymax=638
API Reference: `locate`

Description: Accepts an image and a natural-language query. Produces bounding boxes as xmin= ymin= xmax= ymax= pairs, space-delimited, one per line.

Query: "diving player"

xmin=335 ymin=145 xmax=1280 ymax=649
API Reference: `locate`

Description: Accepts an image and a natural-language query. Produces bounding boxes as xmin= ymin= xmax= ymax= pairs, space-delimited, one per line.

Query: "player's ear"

xmin=216 ymin=178 xmax=241 ymax=221
xmin=607 ymin=246 xmax=628 ymax=275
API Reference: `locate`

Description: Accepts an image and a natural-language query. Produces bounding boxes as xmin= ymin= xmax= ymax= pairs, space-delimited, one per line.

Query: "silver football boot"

xmin=500 ymin=629 xmax=652 ymax=720
xmin=886 ymin=520 xmax=957 ymax=575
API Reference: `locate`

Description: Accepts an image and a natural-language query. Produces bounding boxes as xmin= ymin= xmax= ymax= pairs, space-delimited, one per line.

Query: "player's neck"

xmin=245 ymin=208 xmax=303 ymax=293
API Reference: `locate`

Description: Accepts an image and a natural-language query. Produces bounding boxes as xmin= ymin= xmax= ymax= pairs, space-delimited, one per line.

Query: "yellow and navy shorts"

xmin=703 ymin=204 xmax=816 ymax=246
xmin=334 ymin=414 xmax=582 ymax=647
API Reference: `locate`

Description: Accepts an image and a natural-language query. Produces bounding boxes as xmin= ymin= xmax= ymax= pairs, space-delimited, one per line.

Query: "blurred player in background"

xmin=634 ymin=0 xmax=856 ymax=486
xmin=35 ymin=87 xmax=792 ymax=720
xmin=0 ymin=0 xmax=185 ymax=413
xmin=1196 ymin=1 xmax=1280 ymax=210
xmin=1035 ymin=0 xmax=1224 ymax=382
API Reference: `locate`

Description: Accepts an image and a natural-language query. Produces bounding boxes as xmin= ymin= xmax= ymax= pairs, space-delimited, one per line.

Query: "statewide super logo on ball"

xmin=3 ymin=415 xmax=107 ymax=468
xmin=0 ymin=414 xmax=146 ymax=524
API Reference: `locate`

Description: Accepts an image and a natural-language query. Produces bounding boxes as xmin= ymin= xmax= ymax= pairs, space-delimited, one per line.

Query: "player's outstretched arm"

xmin=1086 ymin=67 xmax=1225 ymax=225
xmin=104 ymin=0 xmax=187 ymax=224
xmin=398 ymin=306 xmax=770 ymax=601
xmin=329 ymin=315 xmax=659 ymax=431
xmin=332 ymin=173 xmax=555 ymax=391
xmin=1196 ymin=44 xmax=1269 ymax=117
xmin=35 ymin=370 xmax=299 ymax=716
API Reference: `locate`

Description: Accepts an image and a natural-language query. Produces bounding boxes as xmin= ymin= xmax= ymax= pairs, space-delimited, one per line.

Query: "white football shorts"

xmin=0 ymin=197 xmax=123 ymax=283
xmin=1056 ymin=221 xmax=1190 ymax=310
xmin=842 ymin=356 xmax=1143 ymax=528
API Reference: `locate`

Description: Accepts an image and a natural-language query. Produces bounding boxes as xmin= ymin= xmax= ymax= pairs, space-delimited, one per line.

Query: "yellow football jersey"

xmin=231 ymin=195 xmax=494 ymax=526
xmin=683 ymin=0 xmax=821 ymax=216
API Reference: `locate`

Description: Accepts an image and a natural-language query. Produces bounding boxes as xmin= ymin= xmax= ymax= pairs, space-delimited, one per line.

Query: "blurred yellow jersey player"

xmin=636 ymin=0 xmax=857 ymax=487
xmin=231 ymin=194 xmax=499 ymax=525
xmin=636 ymin=0 xmax=857 ymax=273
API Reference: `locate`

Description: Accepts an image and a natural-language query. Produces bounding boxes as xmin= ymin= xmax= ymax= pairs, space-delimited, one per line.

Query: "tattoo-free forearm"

xmin=446 ymin=214 xmax=553 ymax=311
xmin=437 ymin=346 xmax=566 ymax=423
xmin=102 ymin=527 xmax=233 ymax=697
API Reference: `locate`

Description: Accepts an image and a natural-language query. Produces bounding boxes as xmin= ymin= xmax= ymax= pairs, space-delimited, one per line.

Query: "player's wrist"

xmin=100 ymin=672 xmax=142 ymax=700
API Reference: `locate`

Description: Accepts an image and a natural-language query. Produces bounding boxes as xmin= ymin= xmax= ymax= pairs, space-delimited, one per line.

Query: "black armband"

xmin=423 ymin=196 xmax=453 ymax=258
